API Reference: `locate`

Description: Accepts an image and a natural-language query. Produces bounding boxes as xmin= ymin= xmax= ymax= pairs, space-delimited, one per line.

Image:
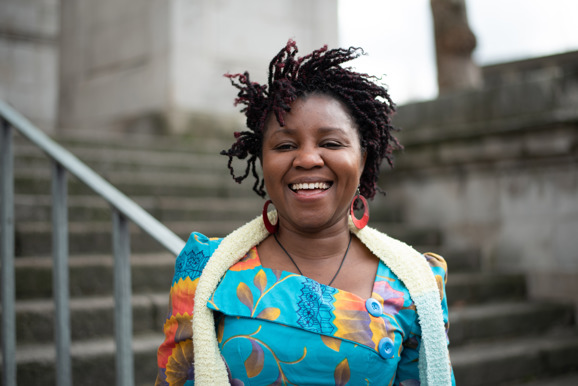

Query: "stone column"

xmin=0 ymin=0 xmax=59 ymax=132
xmin=58 ymin=0 xmax=338 ymax=135
xmin=58 ymin=0 xmax=172 ymax=134
xmin=430 ymin=0 xmax=482 ymax=94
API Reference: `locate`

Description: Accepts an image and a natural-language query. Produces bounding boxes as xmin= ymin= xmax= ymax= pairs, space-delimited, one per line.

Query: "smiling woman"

xmin=155 ymin=40 xmax=455 ymax=386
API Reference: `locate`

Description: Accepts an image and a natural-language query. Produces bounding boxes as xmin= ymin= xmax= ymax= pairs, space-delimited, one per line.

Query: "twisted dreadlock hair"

xmin=221 ymin=39 xmax=402 ymax=201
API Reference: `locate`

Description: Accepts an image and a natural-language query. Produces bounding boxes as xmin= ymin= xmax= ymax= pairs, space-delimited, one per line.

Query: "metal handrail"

xmin=1 ymin=99 xmax=186 ymax=386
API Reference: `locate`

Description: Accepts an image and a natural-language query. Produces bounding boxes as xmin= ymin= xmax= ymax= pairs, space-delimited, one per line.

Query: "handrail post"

xmin=1 ymin=118 xmax=16 ymax=386
xmin=112 ymin=209 xmax=134 ymax=386
xmin=52 ymin=161 xmax=72 ymax=386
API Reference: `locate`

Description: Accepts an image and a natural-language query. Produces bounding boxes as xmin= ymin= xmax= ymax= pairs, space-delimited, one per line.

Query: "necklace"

xmin=273 ymin=233 xmax=353 ymax=286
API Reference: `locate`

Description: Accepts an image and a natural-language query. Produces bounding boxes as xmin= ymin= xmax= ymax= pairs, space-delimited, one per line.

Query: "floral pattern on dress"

xmin=296 ymin=278 xmax=337 ymax=333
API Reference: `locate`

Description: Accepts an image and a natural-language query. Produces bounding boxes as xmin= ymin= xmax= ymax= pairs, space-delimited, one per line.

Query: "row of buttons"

xmin=365 ymin=298 xmax=394 ymax=359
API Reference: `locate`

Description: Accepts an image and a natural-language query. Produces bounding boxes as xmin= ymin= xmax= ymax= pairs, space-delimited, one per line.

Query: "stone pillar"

xmin=58 ymin=0 xmax=338 ymax=135
xmin=58 ymin=0 xmax=172 ymax=134
xmin=0 ymin=0 xmax=59 ymax=132
xmin=430 ymin=0 xmax=482 ymax=94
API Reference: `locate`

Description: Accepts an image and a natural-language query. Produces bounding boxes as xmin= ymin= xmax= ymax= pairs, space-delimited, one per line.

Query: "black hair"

xmin=221 ymin=39 xmax=402 ymax=200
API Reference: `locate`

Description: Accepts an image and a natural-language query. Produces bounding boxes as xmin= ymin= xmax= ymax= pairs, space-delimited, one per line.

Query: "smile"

xmin=290 ymin=182 xmax=332 ymax=192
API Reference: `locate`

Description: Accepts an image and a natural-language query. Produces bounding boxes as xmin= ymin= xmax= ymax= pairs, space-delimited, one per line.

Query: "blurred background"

xmin=1 ymin=0 xmax=578 ymax=384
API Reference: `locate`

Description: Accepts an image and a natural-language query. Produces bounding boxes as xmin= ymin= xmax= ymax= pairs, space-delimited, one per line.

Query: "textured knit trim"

xmin=350 ymin=222 xmax=452 ymax=385
xmin=192 ymin=212 xmax=451 ymax=385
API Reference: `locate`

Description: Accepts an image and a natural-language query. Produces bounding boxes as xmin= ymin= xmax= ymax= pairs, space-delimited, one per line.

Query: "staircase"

xmin=5 ymin=130 xmax=578 ymax=385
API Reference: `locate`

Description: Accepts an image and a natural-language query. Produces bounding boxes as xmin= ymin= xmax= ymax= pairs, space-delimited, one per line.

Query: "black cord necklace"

xmin=273 ymin=232 xmax=353 ymax=287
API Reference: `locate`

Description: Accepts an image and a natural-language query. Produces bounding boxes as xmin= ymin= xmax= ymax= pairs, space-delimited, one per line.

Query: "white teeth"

xmin=291 ymin=182 xmax=330 ymax=191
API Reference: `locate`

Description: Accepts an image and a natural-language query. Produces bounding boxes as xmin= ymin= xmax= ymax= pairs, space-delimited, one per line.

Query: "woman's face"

xmin=262 ymin=94 xmax=366 ymax=233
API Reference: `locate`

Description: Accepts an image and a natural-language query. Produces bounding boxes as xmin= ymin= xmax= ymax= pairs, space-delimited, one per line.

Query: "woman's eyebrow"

xmin=267 ymin=126 xmax=351 ymax=138
xmin=317 ymin=126 xmax=349 ymax=135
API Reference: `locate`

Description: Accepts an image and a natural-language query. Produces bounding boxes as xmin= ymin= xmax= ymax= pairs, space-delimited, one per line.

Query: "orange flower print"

xmin=230 ymin=248 xmax=260 ymax=271
xmin=165 ymin=340 xmax=195 ymax=385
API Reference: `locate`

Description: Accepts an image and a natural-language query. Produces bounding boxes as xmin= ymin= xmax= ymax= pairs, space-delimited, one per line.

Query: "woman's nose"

xmin=293 ymin=146 xmax=324 ymax=169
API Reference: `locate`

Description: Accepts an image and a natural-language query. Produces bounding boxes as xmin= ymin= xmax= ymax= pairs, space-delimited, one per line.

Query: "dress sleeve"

xmin=395 ymin=252 xmax=456 ymax=386
xmin=155 ymin=233 xmax=220 ymax=386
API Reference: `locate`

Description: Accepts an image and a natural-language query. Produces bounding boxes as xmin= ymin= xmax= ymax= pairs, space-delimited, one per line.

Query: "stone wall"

xmin=0 ymin=0 xmax=59 ymax=132
xmin=386 ymin=58 xmax=578 ymax=305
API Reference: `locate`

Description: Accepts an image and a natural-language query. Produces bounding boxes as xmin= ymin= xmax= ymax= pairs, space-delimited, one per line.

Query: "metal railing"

xmin=1 ymin=100 xmax=186 ymax=386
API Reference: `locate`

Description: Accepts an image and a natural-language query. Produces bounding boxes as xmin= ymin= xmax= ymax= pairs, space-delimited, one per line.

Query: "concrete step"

xmin=14 ymin=168 xmax=249 ymax=198
xmin=446 ymin=272 xmax=527 ymax=306
xmin=14 ymin=128 xmax=230 ymax=155
xmin=442 ymin=248 xmax=482 ymax=273
xmin=449 ymin=301 xmax=575 ymax=346
xmin=12 ymin=293 xmax=167 ymax=345
xmin=14 ymin=221 xmax=186 ymax=256
xmin=14 ymin=254 xmax=175 ymax=300
xmin=451 ymin=333 xmax=578 ymax=385
xmin=13 ymin=141 xmax=228 ymax=174
xmin=14 ymin=194 xmax=263 ymax=223
xmin=13 ymin=219 xmax=247 ymax=256
xmin=2 ymin=333 xmax=161 ymax=386
xmin=505 ymin=372 xmax=578 ymax=386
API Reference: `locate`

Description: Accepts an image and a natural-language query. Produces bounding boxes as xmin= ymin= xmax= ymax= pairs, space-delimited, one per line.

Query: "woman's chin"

xmin=281 ymin=212 xmax=347 ymax=234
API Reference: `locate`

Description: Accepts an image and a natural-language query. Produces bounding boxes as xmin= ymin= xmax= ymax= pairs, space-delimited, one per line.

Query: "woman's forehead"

xmin=264 ymin=94 xmax=357 ymax=131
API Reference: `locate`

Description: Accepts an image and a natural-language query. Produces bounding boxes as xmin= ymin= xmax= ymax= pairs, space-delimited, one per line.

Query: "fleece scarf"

xmin=192 ymin=212 xmax=452 ymax=385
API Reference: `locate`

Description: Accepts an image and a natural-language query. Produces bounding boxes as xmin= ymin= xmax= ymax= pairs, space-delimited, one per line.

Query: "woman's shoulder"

xmin=172 ymin=232 xmax=224 ymax=283
xmin=421 ymin=251 xmax=449 ymax=302
xmin=180 ymin=232 xmax=223 ymax=255
xmin=422 ymin=251 xmax=448 ymax=271
xmin=422 ymin=251 xmax=448 ymax=277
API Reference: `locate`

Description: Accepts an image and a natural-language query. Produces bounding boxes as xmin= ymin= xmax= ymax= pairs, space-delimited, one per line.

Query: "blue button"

xmin=378 ymin=337 xmax=395 ymax=359
xmin=365 ymin=298 xmax=383 ymax=317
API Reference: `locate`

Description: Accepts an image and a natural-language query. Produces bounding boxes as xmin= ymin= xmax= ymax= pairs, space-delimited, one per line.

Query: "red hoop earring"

xmin=351 ymin=194 xmax=369 ymax=229
xmin=262 ymin=200 xmax=279 ymax=234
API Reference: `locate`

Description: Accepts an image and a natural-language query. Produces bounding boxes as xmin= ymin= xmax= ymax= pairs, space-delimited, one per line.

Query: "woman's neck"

xmin=274 ymin=220 xmax=352 ymax=262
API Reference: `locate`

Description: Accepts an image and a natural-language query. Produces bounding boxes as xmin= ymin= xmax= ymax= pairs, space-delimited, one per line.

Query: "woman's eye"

xmin=322 ymin=142 xmax=343 ymax=149
xmin=274 ymin=143 xmax=294 ymax=150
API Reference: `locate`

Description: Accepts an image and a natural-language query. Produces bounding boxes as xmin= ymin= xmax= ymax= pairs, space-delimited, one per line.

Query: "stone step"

xmin=14 ymin=168 xmax=248 ymax=198
xmin=14 ymin=194 xmax=263 ymax=223
xmin=451 ymin=333 xmax=578 ymax=385
xmin=14 ymin=221 xmax=190 ymax=256
xmin=506 ymin=372 xmax=578 ymax=386
xmin=449 ymin=301 xmax=575 ymax=346
xmin=2 ymin=333 xmax=161 ymax=386
xmin=441 ymin=248 xmax=481 ymax=273
xmin=11 ymin=293 xmax=167 ymax=345
xmin=15 ymin=254 xmax=175 ymax=300
xmin=13 ymin=141 xmax=228 ymax=174
xmin=446 ymin=272 xmax=527 ymax=306
xmin=14 ymin=128 xmax=230 ymax=155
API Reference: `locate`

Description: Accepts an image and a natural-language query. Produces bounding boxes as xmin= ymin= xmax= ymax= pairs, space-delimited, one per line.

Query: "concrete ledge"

xmin=394 ymin=71 xmax=578 ymax=144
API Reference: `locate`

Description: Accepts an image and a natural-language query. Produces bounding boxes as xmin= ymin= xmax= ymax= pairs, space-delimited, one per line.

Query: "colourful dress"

xmin=156 ymin=232 xmax=455 ymax=385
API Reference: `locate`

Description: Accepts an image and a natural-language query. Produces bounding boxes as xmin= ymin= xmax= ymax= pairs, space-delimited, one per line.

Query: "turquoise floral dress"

xmin=156 ymin=232 xmax=455 ymax=385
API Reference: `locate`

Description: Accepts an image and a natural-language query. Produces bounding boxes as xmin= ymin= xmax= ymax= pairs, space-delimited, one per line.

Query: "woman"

xmin=156 ymin=40 xmax=455 ymax=385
